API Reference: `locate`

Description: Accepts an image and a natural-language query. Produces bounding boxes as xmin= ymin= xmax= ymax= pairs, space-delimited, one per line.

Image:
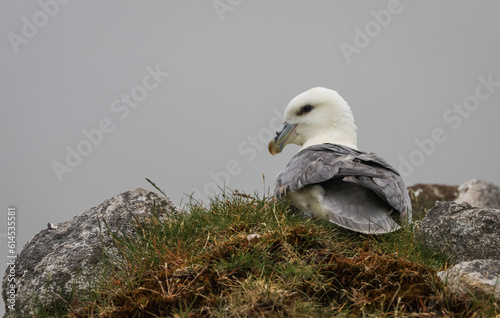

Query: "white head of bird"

xmin=269 ymin=87 xmax=358 ymax=155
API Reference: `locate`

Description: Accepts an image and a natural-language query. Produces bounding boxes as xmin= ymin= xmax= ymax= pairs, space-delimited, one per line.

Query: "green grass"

xmin=36 ymin=190 xmax=499 ymax=317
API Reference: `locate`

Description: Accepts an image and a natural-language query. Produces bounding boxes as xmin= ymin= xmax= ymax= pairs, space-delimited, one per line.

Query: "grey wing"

xmin=321 ymin=180 xmax=401 ymax=234
xmin=343 ymin=174 xmax=412 ymax=223
xmin=274 ymin=144 xmax=412 ymax=230
xmin=342 ymin=150 xmax=412 ymax=221
xmin=275 ymin=144 xmax=382 ymax=198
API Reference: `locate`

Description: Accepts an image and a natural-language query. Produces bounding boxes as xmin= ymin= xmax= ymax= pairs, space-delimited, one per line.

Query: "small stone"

xmin=47 ymin=222 xmax=58 ymax=230
xmin=247 ymin=233 xmax=261 ymax=241
xmin=438 ymin=259 xmax=500 ymax=300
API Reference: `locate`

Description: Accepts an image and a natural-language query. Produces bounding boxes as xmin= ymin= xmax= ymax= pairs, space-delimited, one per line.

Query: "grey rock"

xmin=438 ymin=259 xmax=500 ymax=300
xmin=2 ymin=188 xmax=181 ymax=317
xmin=455 ymin=179 xmax=500 ymax=209
xmin=417 ymin=201 xmax=500 ymax=263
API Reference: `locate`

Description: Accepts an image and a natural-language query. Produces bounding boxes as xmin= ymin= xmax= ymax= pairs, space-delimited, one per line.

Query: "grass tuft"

xmin=35 ymin=191 xmax=497 ymax=317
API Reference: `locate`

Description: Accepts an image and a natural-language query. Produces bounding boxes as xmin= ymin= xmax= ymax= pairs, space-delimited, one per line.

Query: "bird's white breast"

xmin=286 ymin=185 xmax=329 ymax=219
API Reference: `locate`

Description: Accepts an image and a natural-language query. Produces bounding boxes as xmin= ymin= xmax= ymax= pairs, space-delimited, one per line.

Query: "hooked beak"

xmin=268 ymin=122 xmax=298 ymax=156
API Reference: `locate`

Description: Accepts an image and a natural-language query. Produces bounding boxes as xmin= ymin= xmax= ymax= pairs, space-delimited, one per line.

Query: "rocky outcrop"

xmin=438 ymin=259 xmax=500 ymax=300
xmin=2 ymin=188 xmax=181 ymax=318
xmin=455 ymin=179 xmax=500 ymax=209
xmin=408 ymin=179 xmax=500 ymax=220
xmin=417 ymin=201 xmax=500 ymax=263
xmin=407 ymin=183 xmax=458 ymax=220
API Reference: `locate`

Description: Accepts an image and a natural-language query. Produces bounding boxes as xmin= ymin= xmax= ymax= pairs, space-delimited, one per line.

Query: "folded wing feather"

xmin=274 ymin=143 xmax=412 ymax=234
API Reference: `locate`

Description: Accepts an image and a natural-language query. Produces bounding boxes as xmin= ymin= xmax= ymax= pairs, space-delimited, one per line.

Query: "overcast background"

xmin=2 ymin=1 xmax=500 ymax=313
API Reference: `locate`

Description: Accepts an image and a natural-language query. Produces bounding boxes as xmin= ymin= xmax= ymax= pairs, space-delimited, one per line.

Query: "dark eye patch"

xmin=297 ymin=104 xmax=314 ymax=116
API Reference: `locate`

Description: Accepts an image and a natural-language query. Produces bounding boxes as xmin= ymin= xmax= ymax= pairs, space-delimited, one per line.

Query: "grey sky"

xmin=2 ymin=1 xmax=500 ymax=313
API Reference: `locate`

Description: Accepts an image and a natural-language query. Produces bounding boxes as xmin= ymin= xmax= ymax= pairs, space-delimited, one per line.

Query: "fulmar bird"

xmin=268 ymin=87 xmax=411 ymax=234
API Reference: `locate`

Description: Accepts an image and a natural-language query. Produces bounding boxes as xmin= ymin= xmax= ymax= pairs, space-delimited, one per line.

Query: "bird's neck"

xmin=300 ymin=128 xmax=358 ymax=150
